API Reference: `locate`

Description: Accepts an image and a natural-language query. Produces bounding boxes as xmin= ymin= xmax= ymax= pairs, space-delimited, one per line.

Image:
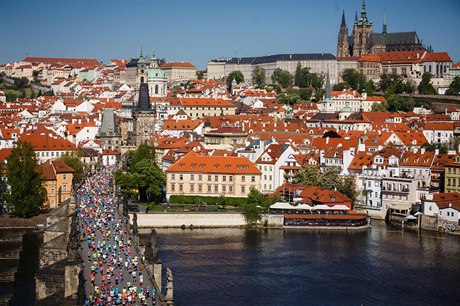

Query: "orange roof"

xmin=400 ymin=151 xmax=435 ymax=167
xmin=423 ymin=122 xmax=454 ymax=131
xmin=24 ymin=57 xmax=100 ymax=66
xmin=378 ymin=50 xmax=426 ymax=64
xmin=19 ymin=132 xmax=78 ymax=152
xmin=160 ymin=62 xmax=195 ymax=69
xmin=358 ymin=54 xmax=380 ymax=62
xmin=453 ymin=62 xmax=460 ymax=69
xmin=348 ymin=151 xmax=375 ymax=171
xmin=422 ymin=52 xmax=452 ymax=63
xmin=169 ymin=97 xmax=236 ymax=108
xmin=166 ymin=151 xmax=261 ymax=175
xmin=162 ymin=119 xmax=201 ymax=130
xmin=284 ymin=214 xmax=366 ymax=220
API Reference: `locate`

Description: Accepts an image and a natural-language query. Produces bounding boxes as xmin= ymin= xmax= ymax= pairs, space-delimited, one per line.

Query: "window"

xmin=51 ymin=188 xmax=55 ymax=195
xmin=208 ymin=185 xmax=211 ymax=192
xmin=229 ymin=176 xmax=233 ymax=182
xmin=241 ymin=186 xmax=246 ymax=194
xmin=199 ymin=175 xmax=202 ymax=181
xmin=190 ymin=184 xmax=194 ymax=192
xmin=198 ymin=184 xmax=202 ymax=192
xmin=223 ymin=176 xmax=226 ymax=182
xmin=242 ymin=176 xmax=245 ymax=182
xmin=229 ymin=185 xmax=233 ymax=193
xmin=171 ymin=174 xmax=175 ymax=180
xmin=171 ymin=184 xmax=175 ymax=191
xmin=208 ymin=175 xmax=212 ymax=181
xmin=251 ymin=176 xmax=256 ymax=183
xmin=214 ymin=185 xmax=218 ymax=193
xmin=179 ymin=184 xmax=183 ymax=192
xmin=222 ymin=185 xmax=226 ymax=193
xmin=191 ymin=174 xmax=194 ymax=181
xmin=179 ymin=174 xmax=183 ymax=181
xmin=63 ymin=184 xmax=67 ymax=192
xmin=215 ymin=175 xmax=218 ymax=181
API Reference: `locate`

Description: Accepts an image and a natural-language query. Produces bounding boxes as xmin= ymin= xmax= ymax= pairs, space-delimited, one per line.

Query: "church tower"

xmin=137 ymin=50 xmax=148 ymax=86
xmin=337 ymin=10 xmax=350 ymax=57
xmin=352 ymin=0 xmax=373 ymax=56
xmin=147 ymin=49 xmax=168 ymax=98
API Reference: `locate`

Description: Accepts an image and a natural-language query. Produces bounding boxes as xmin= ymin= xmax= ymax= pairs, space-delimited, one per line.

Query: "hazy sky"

xmin=1 ymin=0 xmax=459 ymax=69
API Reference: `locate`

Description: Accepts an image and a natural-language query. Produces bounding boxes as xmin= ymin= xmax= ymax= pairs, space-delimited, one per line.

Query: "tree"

xmin=272 ymin=69 xmax=293 ymax=89
xmin=341 ymin=69 xmax=365 ymax=91
xmin=446 ymin=76 xmax=460 ymax=96
xmin=371 ymin=102 xmax=387 ymax=112
xmin=126 ymin=142 xmax=156 ymax=171
xmin=226 ymin=70 xmax=244 ymax=87
xmin=58 ymin=154 xmax=84 ymax=185
xmin=418 ymin=72 xmax=436 ymax=95
xmin=242 ymin=202 xmax=261 ymax=226
xmin=293 ymin=165 xmax=320 ymax=186
xmin=247 ymin=187 xmax=267 ymax=207
xmin=310 ymin=73 xmax=324 ymax=91
xmin=294 ymin=62 xmax=303 ymax=87
xmin=14 ymin=77 xmax=30 ymax=88
xmin=386 ymin=94 xmax=404 ymax=112
xmin=252 ymin=66 xmax=266 ymax=87
xmin=333 ymin=82 xmax=347 ymax=91
xmin=0 ymin=175 xmax=7 ymax=213
xmin=319 ymin=166 xmax=343 ymax=191
xmin=6 ymin=141 xmax=46 ymax=217
xmin=133 ymin=160 xmax=165 ymax=202
xmin=365 ymin=80 xmax=375 ymax=96
xmin=341 ymin=176 xmax=359 ymax=206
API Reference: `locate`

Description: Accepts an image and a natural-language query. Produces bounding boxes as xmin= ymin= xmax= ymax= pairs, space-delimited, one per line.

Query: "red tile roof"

xmin=160 ymin=62 xmax=195 ymax=69
xmin=166 ymin=151 xmax=261 ymax=175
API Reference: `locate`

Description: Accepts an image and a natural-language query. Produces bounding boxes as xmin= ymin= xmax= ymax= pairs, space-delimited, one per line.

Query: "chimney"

xmin=326 ymin=137 xmax=330 ymax=144
xmin=420 ymin=148 xmax=425 ymax=154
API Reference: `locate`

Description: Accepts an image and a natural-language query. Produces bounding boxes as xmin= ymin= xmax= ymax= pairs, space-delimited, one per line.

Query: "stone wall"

xmin=134 ymin=212 xmax=285 ymax=228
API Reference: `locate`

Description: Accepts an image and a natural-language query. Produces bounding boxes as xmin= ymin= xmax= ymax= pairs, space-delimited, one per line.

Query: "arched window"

xmin=140 ymin=76 xmax=145 ymax=83
xmin=155 ymin=85 xmax=159 ymax=94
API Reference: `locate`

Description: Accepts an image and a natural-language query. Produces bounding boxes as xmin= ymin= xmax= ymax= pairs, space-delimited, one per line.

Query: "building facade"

xmin=165 ymin=151 xmax=261 ymax=200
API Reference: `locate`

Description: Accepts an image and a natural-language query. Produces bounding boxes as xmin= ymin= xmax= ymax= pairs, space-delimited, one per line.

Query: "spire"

xmin=354 ymin=11 xmax=358 ymax=25
xmin=360 ymin=0 xmax=368 ymax=24
xmin=341 ymin=10 xmax=346 ymax=27
xmin=382 ymin=11 xmax=387 ymax=34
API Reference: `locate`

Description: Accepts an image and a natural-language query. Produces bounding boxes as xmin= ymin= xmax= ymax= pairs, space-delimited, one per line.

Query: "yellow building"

xmin=444 ymin=155 xmax=460 ymax=193
xmin=40 ymin=160 xmax=74 ymax=209
xmin=165 ymin=151 xmax=261 ymax=199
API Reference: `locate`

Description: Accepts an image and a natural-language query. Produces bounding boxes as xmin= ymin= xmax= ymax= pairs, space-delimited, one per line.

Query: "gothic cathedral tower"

xmin=352 ymin=0 xmax=373 ymax=56
xmin=337 ymin=10 xmax=350 ymax=57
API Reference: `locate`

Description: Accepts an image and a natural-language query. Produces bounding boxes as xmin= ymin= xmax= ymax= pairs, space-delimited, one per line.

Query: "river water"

xmin=156 ymin=221 xmax=460 ymax=306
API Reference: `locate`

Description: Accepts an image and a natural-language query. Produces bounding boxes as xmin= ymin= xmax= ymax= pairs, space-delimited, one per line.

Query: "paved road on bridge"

xmin=77 ymin=167 xmax=160 ymax=305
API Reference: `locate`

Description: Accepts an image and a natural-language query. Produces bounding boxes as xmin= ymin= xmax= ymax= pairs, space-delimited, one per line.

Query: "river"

xmin=155 ymin=221 xmax=460 ymax=306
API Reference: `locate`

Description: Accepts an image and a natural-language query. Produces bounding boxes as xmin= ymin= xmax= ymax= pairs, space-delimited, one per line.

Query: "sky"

xmin=1 ymin=0 xmax=459 ymax=69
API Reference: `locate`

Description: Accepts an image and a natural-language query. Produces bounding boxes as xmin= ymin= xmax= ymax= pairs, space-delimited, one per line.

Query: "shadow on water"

xmin=243 ymin=228 xmax=262 ymax=249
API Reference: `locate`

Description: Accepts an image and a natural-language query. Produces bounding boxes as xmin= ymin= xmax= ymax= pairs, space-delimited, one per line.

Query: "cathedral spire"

xmin=382 ymin=11 xmax=387 ymax=34
xmin=354 ymin=11 xmax=358 ymax=25
xmin=360 ymin=0 xmax=368 ymax=24
xmin=341 ymin=10 xmax=346 ymax=27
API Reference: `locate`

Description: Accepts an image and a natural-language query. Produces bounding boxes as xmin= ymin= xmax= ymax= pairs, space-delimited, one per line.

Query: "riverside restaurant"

xmin=270 ymin=202 xmax=369 ymax=228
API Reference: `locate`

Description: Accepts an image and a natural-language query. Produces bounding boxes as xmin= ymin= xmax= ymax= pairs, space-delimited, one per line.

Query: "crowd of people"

xmin=77 ymin=167 xmax=159 ymax=305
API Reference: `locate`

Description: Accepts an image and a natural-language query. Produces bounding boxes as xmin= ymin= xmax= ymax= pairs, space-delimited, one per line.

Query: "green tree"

xmin=386 ymin=94 xmax=405 ymax=112
xmin=252 ymin=66 xmax=266 ymax=87
xmin=418 ymin=72 xmax=436 ymax=95
xmin=365 ymin=79 xmax=375 ymax=96
xmin=341 ymin=69 xmax=365 ymax=91
xmin=242 ymin=203 xmax=261 ymax=226
xmin=310 ymin=73 xmax=324 ymax=91
xmin=371 ymin=102 xmax=387 ymax=112
xmin=294 ymin=62 xmax=303 ymax=87
xmin=133 ymin=160 xmax=165 ymax=202
xmin=114 ymin=169 xmax=136 ymax=197
xmin=293 ymin=165 xmax=320 ymax=186
xmin=0 ymin=175 xmax=7 ymax=213
xmin=341 ymin=176 xmax=359 ymax=206
xmin=298 ymin=88 xmax=312 ymax=101
xmin=6 ymin=141 xmax=46 ymax=217
xmin=319 ymin=166 xmax=343 ymax=191
xmin=273 ymin=70 xmax=293 ymax=89
xmin=247 ymin=187 xmax=267 ymax=207
xmin=446 ymin=76 xmax=460 ymax=96
xmin=126 ymin=142 xmax=156 ymax=170
xmin=333 ymin=82 xmax=347 ymax=91
xmin=58 ymin=154 xmax=84 ymax=185
xmin=226 ymin=70 xmax=244 ymax=87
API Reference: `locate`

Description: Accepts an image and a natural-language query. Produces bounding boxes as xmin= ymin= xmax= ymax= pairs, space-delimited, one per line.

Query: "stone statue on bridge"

xmin=132 ymin=212 xmax=138 ymax=236
xmin=144 ymin=228 xmax=158 ymax=262
xmin=165 ymin=267 xmax=174 ymax=305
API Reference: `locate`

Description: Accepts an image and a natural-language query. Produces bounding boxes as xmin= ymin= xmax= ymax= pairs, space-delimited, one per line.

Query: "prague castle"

xmin=337 ymin=0 xmax=425 ymax=58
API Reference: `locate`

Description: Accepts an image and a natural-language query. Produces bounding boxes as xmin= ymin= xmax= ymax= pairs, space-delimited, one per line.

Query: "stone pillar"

xmin=165 ymin=267 xmax=174 ymax=306
xmin=153 ymin=262 xmax=163 ymax=292
xmin=64 ymin=263 xmax=80 ymax=298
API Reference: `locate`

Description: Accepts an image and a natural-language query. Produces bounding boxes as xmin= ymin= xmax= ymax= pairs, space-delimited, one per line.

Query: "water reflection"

xmin=155 ymin=222 xmax=460 ymax=306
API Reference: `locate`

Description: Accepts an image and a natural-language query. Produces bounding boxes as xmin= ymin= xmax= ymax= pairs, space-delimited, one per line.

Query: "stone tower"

xmin=352 ymin=0 xmax=373 ymax=56
xmin=133 ymin=83 xmax=156 ymax=145
xmin=337 ymin=10 xmax=350 ymax=57
xmin=137 ymin=50 xmax=148 ymax=85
